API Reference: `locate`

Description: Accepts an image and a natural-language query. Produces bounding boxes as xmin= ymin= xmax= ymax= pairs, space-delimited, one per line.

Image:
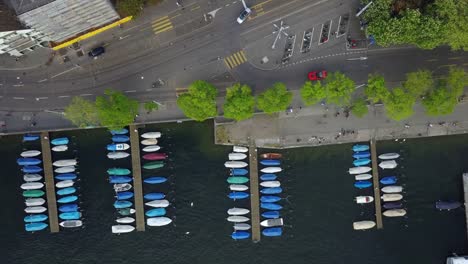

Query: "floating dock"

xmin=463 ymin=173 xmax=468 ymax=240
xmin=248 ymin=143 xmax=261 ymax=242
xmin=129 ymin=125 xmax=145 ymax=231
xmin=370 ymin=139 xmax=383 ymax=229
xmin=40 ymin=132 xmax=59 ymax=233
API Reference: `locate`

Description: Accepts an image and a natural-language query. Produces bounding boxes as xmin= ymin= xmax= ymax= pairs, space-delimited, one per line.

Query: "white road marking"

xmin=38 ymin=79 xmax=48 ymax=83
xmin=13 ymin=97 xmax=25 ymax=100
xmin=58 ymin=95 xmax=70 ymax=98
xmin=35 ymin=97 xmax=48 ymax=101
xmin=51 ymin=65 xmax=80 ymax=79
xmin=146 ymin=89 xmax=153 ymax=92
xmin=13 ymin=84 xmax=24 ymax=87
xmin=119 ymin=35 xmax=131 ymax=40
xmin=80 ymin=93 xmax=93 ymax=97
xmin=125 ymin=90 xmax=137 ymax=93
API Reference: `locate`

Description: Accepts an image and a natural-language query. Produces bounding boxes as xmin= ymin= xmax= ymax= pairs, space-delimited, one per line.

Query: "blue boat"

xmin=354 ymin=181 xmax=372 ymax=189
xmin=116 ymin=191 xmax=134 ymax=200
xmin=144 ymin=177 xmax=167 ymax=184
xmin=231 ymin=231 xmax=250 ymax=240
xmin=57 ymin=187 xmax=76 ymax=196
xmin=23 ymin=134 xmax=40 ymax=141
xmin=22 ymin=166 xmax=42 ymax=173
xmin=261 ymin=202 xmax=283 ymax=210
xmin=25 ymin=222 xmax=48 ymax=232
xmin=57 ymin=195 xmax=78 ymax=204
xmin=112 ymin=135 xmax=130 ymax=143
xmin=144 ymin=193 xmax=165 ymax=200
xmin=262 ymin=211 xmax=280 ymax=219
xmin=353 ymin=144 xmax=369 ymax=152
xmin=114 ymin=200 xmax=132 ymax=209
xmin=110 ymin=128 xmax=128 ymax=135
xmin=380 ymin=176 xmax=397 ymax=185
xmin=230 ymin=168 xmax=248 ymax=176
xmin=55 ymin=173 xmax=77 ymax=181
xmin=353 ymin=158 xmax=371 ymax=166
xmin=59 ymin=203 xmax=78 ymax=212
xmin=383 ymin=202 xmax=403 ymax=209
xmin=262 ymin=227 xmax=282 ymax=237
xmin=436 ymin=201 xmax=462 ymax=210
xmin=260 ymin=159 xmax=281 ymax=166
xmin=24 ymin=214 xmax=48 ymax=223
xmin=228 ymin=192 xmax=249 ymax=200
xmin=145 ymin=208 xmax=167 ymax=217
xmin=59 ymin=212 xmax=81 ymax=220
xmin=260 ymin=187 xmax=282 ymax=195
xmin=51 ymin=137 xmax=69 ymax=145
xmin=17 ymin=158 xmax=42 ymax=166
xmin=261 ymin=195 xmax=281 ymax=203
xmin=353 ymin=151 xmax=371 ymax=159
xmin=260 ymin=174 xmax=277 ymax=181
xmin=109 ymin=176 xmax=133 ymax=184
xmin=106 ymin=144 xmax=128 ymax=151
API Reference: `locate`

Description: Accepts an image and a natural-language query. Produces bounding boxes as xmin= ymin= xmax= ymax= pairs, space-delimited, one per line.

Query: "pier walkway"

xmin=463 ymin=173 xmax=468 ymax=240
xmin=40 ymin=132 xmax=59 ymax=233
xmin=248 ymin=143 xmax=261 ymax=242
xmin=370 ymin=139 xmax=383 ymax=229
xmin=129 ymin=125 xmax=145 ymax=231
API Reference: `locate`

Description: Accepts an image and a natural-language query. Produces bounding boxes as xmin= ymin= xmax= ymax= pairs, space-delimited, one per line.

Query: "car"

xmin=308 ymin=70 xmax=327 ymax=81
xmin=237 ymin=7 xmax=252 ymax=24
xmin=88 ymin=46 xmax=105 ymax=57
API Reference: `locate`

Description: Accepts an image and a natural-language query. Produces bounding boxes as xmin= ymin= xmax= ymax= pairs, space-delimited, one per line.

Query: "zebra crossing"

xmin=224 ymin=51 xmax=247 ymax=70
xmin=152 ymin=16 xmax=173 ymax=35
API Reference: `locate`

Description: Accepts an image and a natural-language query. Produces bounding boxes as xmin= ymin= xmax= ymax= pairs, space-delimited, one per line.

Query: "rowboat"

xmin=228 ymin=192 xmax=249 ymax=200
xmin=54 ymin=166 xmax=75 ymax=174
xmin=23 ymin=190 xmax=45 ymax=198
xmin=107 ymin=143 xmax=130 ymax=151
xmin=144 ymin=177 xmax=167 ymax=184
xmin=381 ymin=193 xmax=403 ymax=201
xmin=109 ymin=176 xmax=132 ymax=184
xmin=59 ymin=204 xmax=79 ymax=213
xmin=355 ymin=196 xmax=374 ymax=204
xmin=144 ymin=193 xmax=165 ymax=200
xmin=262 ymin=227 xmax=282 ymax=236
xmin=51 ymin=137 xmax=69 ymax=145
xmin=52 ymin=145 xmax=68 ymax=152
xmin=260 ymin=159 xmax=281 ymax=166
xmin=355 ymin=174 xmax=372 ymax=180
xmin=228 ymin=153 xmax=247 ymax=161
xmin=381 ymin=186 xmax=403 ymax=193
xmin=233 ymin=146 xmax=248 ymax=153
xmin=260 ymin=153 xmax=282 ymax=159
xmin=379 ymin=160 xmax=397 ymax=169
xmin=110 ymin=128 xmax=128 ymax=135
xmin=354 ymin=181 xmax=372 ymax=189
xmin=141 ymin=139 xmax=158 ymax=146
xmin=22 ymin=166 xmax=42 ymax=173
xmin=21 ymin=182 xmax=44 ymax=190
xmin=114 ymin=183 xmax=132 ymax=192
xmin=55 ymin=173 xmax=77 ymax=181
xmin=260 ymin=167 xmax=282 ymax=173
xmin=227 ymin=216 xmax=249 ymax=223
xmin=353 ymin=151 xmax=370 ymax=159
xmin=143 ymin=161 xmax=164 ymax=170
xmin=145 ymin=208 xmax=166 ymax=217
xmin=55 ymin=180 xmax=75 ymax=188
xmin=383 ymin=209 xmax=407 ymax=217
xmin=53 ymin=159 xmax=77 ymax=167
xmin=260 ymin=187 xmax=282 ymax=194
xmin=383 ymin=202 xmax=403 ymax=209
xmin=231 ymin=231 xmax=250 ymax=240
xmin=114 ymin=200 xmax=132 ymax=209
xmin=21 ymin=150 xmax=41 ymax=157
xmin=224 ymin=161 xmax=248 ymax=168
xmin=142 ymin=145 xmax=161 ymax=152
xmin=348 ymin=166 xmax=371 ymax=175
xmin=262 ymin=211 xmax=280 ymax=219
xmin=24 ymin=214 xmax=48 ymax=223
xmin=23 ymin=134 xmax=40 ymax=141
xmin=227 ymin=208 xmax=250 ymax=215
xmin=116 ymin=191 xmax=134 ymax=200
xmin=380 ymin=176 xmax=397 ymax=185
xmin=229 ymin=184 xmax=249 ymax=191
xmin=117 ymin=208 xmax=136 ymax=216
xmin=57 ymin=187 xmax=76 ymax=196
xmin=261 ymin=203 xmax=282 ymax=210
xmin=112 ymin=135 xmax=130 ymax=143
xmin=141 ymin=132 xmax=162 ymax=139
xmin=260 ymin=181 xmax=281 ymax=188
xmin=230 ymin=168 xmax=248 ymax=175
xmin=378 ymin=153 xmax=400 ymax=160
xmin=25 ymin=206 xmax=47 ymax=213
xmin=25 ymin=222 xmax=48 ymax=232
xmin=142 ymin=153 xmax=168 ymax=161
xmin=233 ymin=223 xmax=251 ymax=231
xmin=25 ymin=198 xmax=45 ymax=206
xmin=260 ymin=174 xmax=277 ymax=181
xmin=107 ymin=168 xmax=131 ymax=175
xmin=107 ymin=152 xmax=130 ymax=159
xmin=17 ymin=158 xmax=42 ymax=166
xmin=260 ymin=195 xmax=281 ymax=203
xmin=260 ymin=218 xmax=283 ymax=227
xmin=60 ymin=220 xmax=82 ymax=228
xmin=23 ymin=174 xmax=42 ymax=182
xmin=227 ymin=177 xmax=249 ymax=184
xmin=352 ymin=144 xmax=369 ymax=152
xmin=59 ymin=212 xmax=81 ymax=220
xmin=116 ymin=217 xmax=135 ymax=224
xmin=112 ymin=225 xmax=135 ymax=234
xmin=57 ymin=195 xmax=78 ymax=204
xmin=435 ymin=201 xmax=462 ymax=211
xmin=147 ymin=217 xmax=172 ymax=226
xmin=353 ymin=221 xmax=376 ymax=230
xmin=145 ymin=199 xmax=170 ymax=208
xmin=353 ymin=158 xmax=371 ymax=166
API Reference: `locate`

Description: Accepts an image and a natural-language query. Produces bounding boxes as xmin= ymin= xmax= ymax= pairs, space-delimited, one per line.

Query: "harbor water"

xmin=0 ymin=121 xmax=466 ymax=264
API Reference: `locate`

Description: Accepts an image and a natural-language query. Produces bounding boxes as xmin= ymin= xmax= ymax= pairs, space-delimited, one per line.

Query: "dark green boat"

xmin=23 ymin=190 xmax=45 ymax=198
xmin=143 ymin=161 xmax=164 ymax=170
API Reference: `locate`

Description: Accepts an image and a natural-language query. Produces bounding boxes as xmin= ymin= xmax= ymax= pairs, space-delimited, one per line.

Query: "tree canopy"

xmin=177 ymin=80 xmax=218 ymax=121
xmin=383 ymin=88 xmax=416 ymax=121
xmin=403 ymin=70 xmax=434 ymax=97
xmin=351 ymin=98 xmax=369 ymax=118
xmin=223 ymin=83 xmax=255 ymax=121
xmin=64 ymin=97 xmax=100 ymax=128
xmin=365 ymin=74 xmax=389 ymax=103
xmin=116 ymin=0 xmax=144 ymax=17
xmin=422 ymin=87 xmax=458 ymax=116
xmin=322 ymin=72 xmax=355 ymax=106
xmin=446 ymin=67 xmax=467 ymax=97
xmin=257 ymin=82 xmax=292 ymax=114
xmin=144 ymin=101 xmax=158 ymax=113
xmin=300 ymin=81 xmax=326 ymax=106
xmin=95 ymin=89 xmax=139 ymax=130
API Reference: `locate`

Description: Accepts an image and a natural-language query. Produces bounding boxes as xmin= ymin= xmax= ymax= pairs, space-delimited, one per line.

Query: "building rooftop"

xmin=3 ymin=0 xmax=55 ymax=15
xmin=0 ymin=2 xmax=24 ymax=31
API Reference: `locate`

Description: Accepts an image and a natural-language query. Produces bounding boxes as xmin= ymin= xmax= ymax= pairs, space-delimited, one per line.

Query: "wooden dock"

xmin=370 ymin=139 xmax=383 ymax=229
xmin=463 ymin=173 xmax=468 ymax=240
xmin=129 ymin=125 xmax=145 ymax=231
xmin=248 ymin=143 xmax=261 ymax=242
xmin=40 ymin=132 xmax=59 ymax=233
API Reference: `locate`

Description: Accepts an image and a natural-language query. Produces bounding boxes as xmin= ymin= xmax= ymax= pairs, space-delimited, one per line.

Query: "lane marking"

xmin=58 ymin=95 xmax=70 ymax=98
xmin=38 ymin=79 xmax=48 ymax=83
xmin=51 ymin=65 xmax=80 ymax=79
xmin=12 ymin=84 xmax=24 ymax=87
xmin=125 ymin=90 xmax=137 ymax=93
xmin=191 ymin=6 xmax=200 ymax=11
xmin=13 ymin=97 xmax=25 ymax=100
xmin=80 ymin=93 xmax=93 ymax=97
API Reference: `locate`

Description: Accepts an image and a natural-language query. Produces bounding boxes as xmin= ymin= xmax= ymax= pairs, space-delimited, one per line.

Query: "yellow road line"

xmin=153 ymin=21 xmax=172 ymax=30
xmin=252 ymin=0 xmax=273 ymax=9
xmin=426 ymin=59 xmax=438 ymax=62
xmin=191 ymin=6 xmax=200 ymax=11
xmin=233 ymin=52 xmax=244 ymax=64
xmin=171 ymin=13 xmax=181 ymax=19
xmin=239 ymin=51 xmax=247 ymax=61
xmin=152 ymin=16 xmax=173 ymax=34
xmin=153 ymin=16 xmax=170 ymax=23
xmin=225 ymin=57 xmax=236 ymax=68
xmin=224 ymin=60 xmax=232 ymax=69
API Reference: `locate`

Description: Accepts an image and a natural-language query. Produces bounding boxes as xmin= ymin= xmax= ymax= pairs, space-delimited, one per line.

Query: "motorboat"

xmin=112 ymin=135 xmax=130 ymax=143
xmin=53 ymin=159 xmax=78 ymax=167
xmin=107 ymin=152 xmax=130 ymax=159
xmin=147 ymin=217 xmax=172 ymax=226
xmin=260 ymin=218 xmax=283 ymax=227
xmin=144 ymin=193 xmax=165 ymax=200
xmin=383 ymin=209 xmax=407 ymax=217
xmin=233 ymin=223 xmax=251 ymax=231
xmin=55 ymin=173 xmax=77 ymax=181
xmin=260 ymin=153 xmax=282 ymax=159
xmin=141 ymin=139 xmax=158 ymax=146
xmin=114 ymin=200 xmax=133 ymax=209
xmin=354 ymin=181 xmax=372 ymax=189
xmin=56 ymin=180 xmax=75 ymax=188
xmin=352 ymin=144 xmax=369 ymax=152
xmin=59 ymin=203 xmax=79 ymax=213
xmin=107 ymin=143 xmax=130 ymax=151
xmin=112 ymin=225 xmax=135 ymax=234
xmin=260 ymin=187 xmax=282 ymax=194
xmin=260 ymin=174 xmax=277 ymax=181
xmin=381 ymin=193 xmax=403 ymax=201
xmin=233 ymin=146 xmax=248 ymax=153
xmin=17 ymin=158 xmax=42 ymax=166
xmin=260 ymin=195 xmax=281 ymax=203
xmin=260 ymin=181 xmax=280 ymax=188
xmin=353 ymin=151 xmax=370 ymax=159
xmin=107 ymin=168 xmax=131 ymax=175
xmin=141 ymin=132 xmax=162 ymax=139
xmin=57 ymin=195 xmax=78 ymax=204
xmin=23 ymin=190 xmax=45 ymax=198
xmin=116 ymin=217 xmax=135 ymax=224
xmin=25 ymin=198 xmax=45 ymax=206
xmin=383 ymin=202 xmax=403 ymax=209
xmin=355 ymin=174 xmax=372 ymax=180
xmin=25 ymin=206 xmax=47 ymax=213
xmin=146 ymin=208 xmax=166 ymax=217
xmin=260 ymin=159 xmax=281 ymax=166
xmin=24 ymin=174 xmax=42 ymax=182
xmin=353 ymin=158 xmax=371 ymax=166
xmin=381 ymin=186 xmax=403 ymax=193
xmin=228 ymin=153 xmax=247 ymax=161
xmin=355 ymin=196 xmax=374 ymax=204
xmin=227 ymin=216 xmax=249 ymax=223
xmin=353 ymin=221 xmax=376 ymax=230
xmin=144 ymin=177 xmax=167 ymax=184
xmin=51 ymin=137 xmax=69 ymax=145
xmin=380 ymin=176 xmax=397 ymax=185
xmin=262 ymin=211 xmax=280 ymax=219
xmin=22 ymin=166 xmax=42 ymax=173
xmin=229 ymin=184 xmax=249 ymax=191
xmin=348 ymin=166 xmax=371 ymax=175
xmin=231 ymin=231 xmax=250 ymax=240
xmin=260 ymin=167 xmax=282 ymax=173
xmin=227 ymin=208 xmax=250 ymax=215
xmin=25 ymin=222 xmax=48 ymax=231
xmin=21 ymin=182 xmax=44 ymax=190
xmin=143 ymin=161 xmax=164 ymax=169
xmin=262 ymin=227 xmax=282 ymax=237
xmin=261 ymin=203 xmax=282 ymax=210
xmin=60 ymin=220 xmax=83 ymax=228
xmin=110 ymin=128 xmax=128 ymax=135
xmin=24 ymin=214 xmax=48 ymax=223
xmin=116 ymin=191 xmax=134 ymax=200
xmin=378 ymin=153 xmax=400 ymax=160
xmin=228 ymin=192 xmax=249 ymax=200
xmin=142 ymin=145 xmax=161 ymax=152
xmin=379 ymin=160 xmax=397 ymax=169
xmin=59 ymin=212 xmax=81 ymax=220
xmin=435 ymin=201 xmax=462 ymax=211
xmin=110 ymin=176 xmax=132 ymax=184
xmin=118 ymin=208 xmax=136 ymax=216
xmin=54 ymin=166 xmax=75 ymax=174
xmin=230 ymin=168 xmax=248 ymax=175
xmin=52 ymin=145 xmax=68 ymax=152
xmin=142 ymin=153 xmax=168 ymax=161
xmin=57 ymin=187 xmax=76 ymax=196
xmin=23 ymin=134 xmax=40 ymax=141
xmin=227 ymin=177 xmax=249 ymax=184
xmin=114 ymin=183 xmax=132 ymax=192
xmin=446 ymin=256 xmax=468 ymax=264
xmin=224 ymin=161 xmax=248 ymax=168
xmin=145 ymin=199 xmax=170 ymax=208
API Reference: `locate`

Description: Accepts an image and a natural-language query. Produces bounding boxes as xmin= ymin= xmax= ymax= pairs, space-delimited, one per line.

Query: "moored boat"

xmin=24 ymin=214 xmax=48 ymax=223
xmin=227 ymin=208 xmax=250 ymax=215
xmin=381 ymin=193 xmax=403 ymax=201
xmin=17 ymin=158 xmax=42 ymax=166
xmin=260 ymin=195 xmax=281 ymax=203
xmin=355 ymin=196 xmax=374 ymax=204
xmin=262 ymin=211 xmax=280 ymax=219
xmin=109 ymin=176 xmax=132 ymax=184
xmin=227 ymin=216 xmax=249 ymax=223
xmin=57 ymin=195 xmax=78 ymax=204
xmin=383 ymin=209 xmax=407 ymax=217
xmin=228 ymin=192 xmax=249 ymax=200
xmin=25 ymin=222 xmax=48 ymax=231
xmin=380 ymin=176 xmax=397 ymax=185
xmin=355 ymin=174 xmax=372 ymax=180
xmin=260 ymin=218 xmax=283 ymax=227
xmin=143 ymin=161 xmax=165 ymax=170
xmin=144 ymin=193 xmax=165 ymax=200
xmin=55 ymin=180 xmax=75 ymax=188
xmin=348 ymin=166 xmax=371 ymax=175
xmin=260 ymin=187 xmax=282 ymax=194
xmin=116 ymin=217 xmax=135 ymax=224
xmin=260 ymin=159 xmax=281 ymax=166
xmin=354 ymin=181 xmax=372 ymax=189
xmin=141 ymin=132 xmax=162 ymax=139
xmin=233 ymin=146 xmax=248 ymax=153
xmin=23 ymin=190 xmax=45 ymax=198
xmin=260 ymin=181 xmax=281 ymax=188
xmin=60 ymin=220 xmax=83 ymax=228
xmin=147 ymin=217 xmax=172 ymax=226
xmin=231 ymin=231 xmax=250 ymax=240
xmin=260 ymin=153 xmax=282 ymax=159
xmin=224 ymin=161 xmax=248 ymax=168
xmin=25 ymin=206 xmax=47 ymax=213
xmin=24 ymin=174 xmax=42 ymax=182
xmin=379 ymin=160 xmax=398 ymax=169
xmin=353 ymin=220 xmax=376 ymax=230
xmin=141 ymin=139 xmax=158 ymax=146
xmin=107 ymin=152 xmax=130 ymax=159
xmin=381 ymin=185 xmax=403 ymax=193
xmin=144 ymin=177 xmax=167 ymax=184
xmin=230 ymin=168 xmax=248 ymax=175
xmin=112 ymin=135 xmax=130 ymax=143
xmin=114 ymin=183 xmax=132 ymax=192
xmin=22 ymin=166 xmax=42 ymax=173
xmin=25 ymin=198 xmax=45 ymax=206
xmin=227 ymin=177 xmax=249 ymax=184
xmin=352 ymin=144 xmax=369 ymax=152
xmin=435 ymin=201 xmax=462 ymax=211
xmin=353 ymin=158 xmax=371 ymax=166
xmin=107 ymin=143 xmax=130 ymax=151
xmin=57 ymin=187 xmax=76 ymax=196
xmin=59 ymin=203 xmax=79 ymax=213
xmin=117 ymin=208 xmax=136 ymax=216
xmin=52 ymin=145 xmax=68 ymax=152
xmin=353 ymin=151 xmax=370 ymax=159
xmin=262 ymin=227 xmax=282 ymax=236
xmin=55 ymin=173 xmax=77 ymax=181
xmin=116 ymin=191 xmax=134 ymax=200
xmin=142 ymin=145 xmax=161 ymax=152
xmin=51 ymin=137 xmax=69 ymax=145
xmin=110 ymin=128 xmax=128 ymax=135
xmin=54 ymin=166 xmax=75 ymax=174
xmin=229 ymin=184 xmax=249 ymax=191
xmin=21 ymin=182 xmax=44 ymax=190
xmin=23 ymin=134 xmax=40 ymax=141
xmin=107 ymin=168 xmax=131 ymax=175
xmin=233 ymin=223 xmax=251 ymax=231
xmin=145 ymin=199 xmax=170 ymax=208
xmin=260 ymin=174 xmax=277 ymax=181
xmin=59 ymin=212 xmax=81 ymax=220
xmin=378 ymin=153 xmax=400 ymax=160
xmin=145 ymin=208 xmax=166 ymax=217
xmin=114 ymin=200 xmax=133 ymax=209
xmin=142 ymin=153 xmax=168 ymax=161
xmin=260 ymin=167 xmax=282 ymax=173
xmin=261 ymin=203 xmax=282 ymax=210
xmin=228 ymin=153 xmax=247 ymax=161
xmin=53 ymin=159 xmax=77 ymax=167
xmin=383 ymin=202 xmax=403 ymax=209
xmin=112 ymin=225 xmax=135 ymax=234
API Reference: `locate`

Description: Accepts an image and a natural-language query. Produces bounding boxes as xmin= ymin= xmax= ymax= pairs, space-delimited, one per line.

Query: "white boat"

xmin=227 ymin=216 xmax=250 ymax=223
xmin=25 ymin=198 xmax=46 ymax=206
xmin=21 ymin=150 xmax=41 ymax=157
xmin=353 ymin=221 xmax=376 ymax=230
xmin=383 ymin=209 xmax=407 ymax=217
xmin=141 ymin=132 xmax=162 ymax=139
xmin=233 ymin=146 xmax=248 ymax=153
xmin=23 ymin=174 xmax=42 ymax=182
xmin=355 ymin=196 xmax=374 ymax=204
xmin=147 ymin=217 xmax=172 ymax=226
xmin=355 ymin=174 xmax=372 ymax=180
xmin=107 ymin=152 xmax=130 ymax=159
xmin=260 ymin=218 xmax=283 ymax=227
xmin=114 ymin=183 xmax=132 ymax=192
xmin=260 ymin=167 xmax=282 ymax=173
xmin=224 ymin=161 xmax=248 ymax=168
xmin=260 ymin=181 xmax=281 ymax=188
xmin=348 ymin=166 xmax=372 ymax=175
xmin=56 ymin=180 xmax=74 ymax=188
xmin=233 ymin=223 xmax=251 ymax=231
xmin=112 ymin=225 xmax=135 ymax=234
xmin=228 ymin=153 xmax=247 ymax=161
xmin=25 ymin=206 xmax=47 ymax=213
xmin=55 ymin=166 xmax=75 ymax=173
xmin=141 ymin=139 xmax=158 ymax=146
xmin=381 ymin=186 xmax=403 ymax=193
xmin=378 ymin=153 xmax=400 ymax=160
xmin=229 ymin=184 xmax=249 ymax=191
xmin=52 ymin=145 xmax=68 ymax=152
xmin=116 ymin=217 xmax=135 ymax=224
xmin=21 ymin=182 xmax=44 ymax=190
xmin=53 ymin=159 xmax=78 ymax=167
xmin=227 ymin=208 xmax=250 ymax=215
xmin=142 ymin=145 xmax=161 ymax=152
xmin=379 ymin=160 xmax=397 ymax=169
xmin=145 ymin=199 xmax=170 ymax=208
xmin=447 ymin=256 xmax=468 ymax=264
xmin=60 ymin=220 xmax=83 ymax=228
xmin=381 ymin=193 xmax=403 ymax=202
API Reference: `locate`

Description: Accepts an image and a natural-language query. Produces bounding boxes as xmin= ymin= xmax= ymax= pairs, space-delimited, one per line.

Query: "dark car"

xmin=308 ymin=70 xmax=327 ymax=81
xmin=88 ymin=46 xmax=105 ymax=57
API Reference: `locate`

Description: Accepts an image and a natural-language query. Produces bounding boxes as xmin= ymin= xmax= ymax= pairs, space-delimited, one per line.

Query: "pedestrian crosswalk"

xmin=152 ymin=16 xmax=173 ymax=35
xmin=224 ymin=51 xmax=247 ymax=69
xmin=249 ymin=5 xmax=265 ymax=20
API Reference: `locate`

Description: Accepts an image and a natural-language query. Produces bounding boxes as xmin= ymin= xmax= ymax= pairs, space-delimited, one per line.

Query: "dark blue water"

xmin=0 ymin=121 xmax=466 ymax=264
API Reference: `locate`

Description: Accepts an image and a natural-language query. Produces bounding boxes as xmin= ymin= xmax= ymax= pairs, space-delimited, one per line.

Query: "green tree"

xmin=323 ymin=72 xmax=355 ymax=106
xmin=95 ymin=89 xmax=139 ymax=130
xmin=176 ymin=80 xmax=218 ymax=121
xmin=384 ymin=88 xmax=416 ymax=121
xmin=64 ymin=97 xmax=100 ymax=128
xmin=300 ymin=81 xmax=325 ymax=106
xmin=351 ymin=98 xmax=369 ymax=118
xmin=257 ymin=82 xmax=292 ymax=114
xmin=144 ymin=101 xmax=158 ymax=113
xmin=446 ymin=67 xmax=467 ymax=98
xmin=116 ymin=0 xmax=144 ymax=17
xmin=365 ymin=74 xmax=389 ymax=103
xmin=422 ymin=87 xmax=458 ymax=116
xmin=223 ymin=83 xmax=255 ymax=121
xmin=433 ymin=0 xmax=468 ymax=51
xmin=403 ymin=70 xmax=434 ymax=97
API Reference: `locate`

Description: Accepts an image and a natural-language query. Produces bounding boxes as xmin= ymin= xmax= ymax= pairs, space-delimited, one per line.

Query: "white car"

xmin=237 ymin=7 xmax=252 ymax=24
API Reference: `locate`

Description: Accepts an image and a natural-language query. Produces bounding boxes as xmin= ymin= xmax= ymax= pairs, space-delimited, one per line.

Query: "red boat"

xmin=142 ymin=153 xmax=168 ymax=161
xmin=260 ymin=153 xmax=282 ymax=159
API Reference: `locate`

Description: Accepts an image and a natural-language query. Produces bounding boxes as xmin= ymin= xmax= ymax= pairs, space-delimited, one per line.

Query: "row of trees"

xmin=116 ymin=0 xmax=163 ymax=17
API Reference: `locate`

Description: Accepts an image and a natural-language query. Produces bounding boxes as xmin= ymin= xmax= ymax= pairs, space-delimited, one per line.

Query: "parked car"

xmin=88 ymin=46 xmax=105 ymax=57
xmin=237 ymin=7 xmax=252 ymax=24
xmin=308 ymin=70 xmax=327 ymax=81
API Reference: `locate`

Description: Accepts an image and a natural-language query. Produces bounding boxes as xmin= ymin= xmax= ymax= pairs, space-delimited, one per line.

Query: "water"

xmin=0 ymin=122 xmax=466 ymax=264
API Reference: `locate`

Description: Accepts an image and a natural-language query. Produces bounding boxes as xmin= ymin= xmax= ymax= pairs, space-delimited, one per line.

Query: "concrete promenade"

xmin=129 ymin=125 xmax=145 ymax=231
xmin=40 ymin=132 xmax=59 ymax=233
xmin=370 ymin=139 xmax=383 ymax=229
xmin=248 ymin=143 xmax=261 ymax=242
xmin=463 ymin=173 xmax=468 ymax=240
